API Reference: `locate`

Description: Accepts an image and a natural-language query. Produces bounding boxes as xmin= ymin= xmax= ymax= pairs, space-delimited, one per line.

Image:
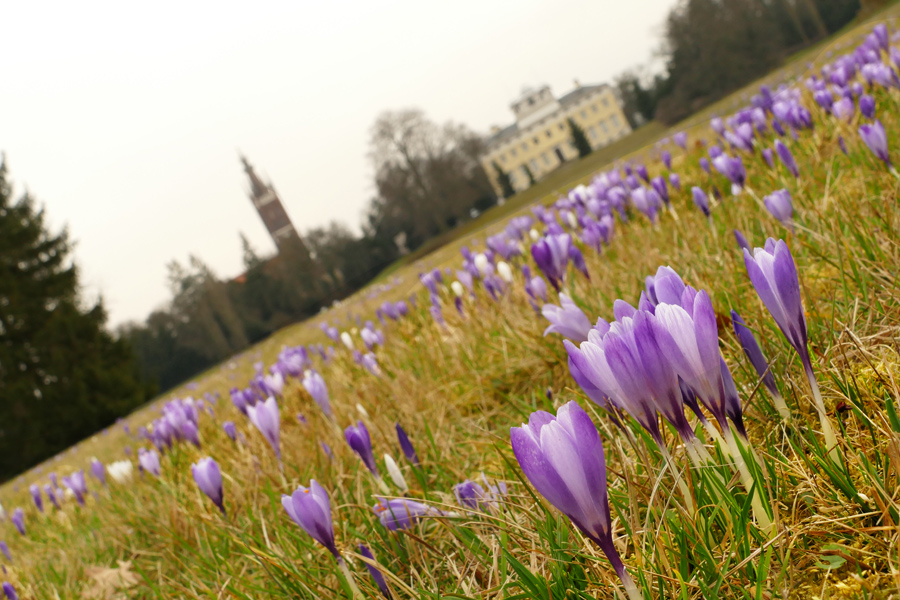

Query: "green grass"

xmin=4 ymin=9 xmax=900 ymax=600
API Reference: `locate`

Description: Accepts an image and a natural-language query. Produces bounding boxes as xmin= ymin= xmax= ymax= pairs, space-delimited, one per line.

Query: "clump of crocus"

xmin=763 ymin=188 xmax=794 ymax=230
xmin=223 ymin=421 xmax=237 ymax=441
xmin=191 ymin=457 xmax=225 ymax=514
xmin=2 ymin=582 xmax=17 ymax=600
xmin=731 ymin=310 xmax=790 ymax=421
xmin=744 ymin=238 xmax=839 ymax=463
xmin=246 ymin=396 xmax=281 ymax=462
xmin=542 ymin=294 xmax=592 ymax=342
xmin=511 ymin=402 xmax=642 ymax=600
xmin=530 ymin=233 xmax=572 ymax=291
xmin=43 ymin=484 xmax=60 ymax=510
xmin=395 ymin=423 xmax=420 ymax=466
xmin=139 ymin=448 xmax=161 ymax=476
xmin=62 ymin=470 xmax=88 ymax=505
xmin=691 ymin=187 xmax=710 ymax=218
xmin=774 ymin=140 xmax=799 ymax=178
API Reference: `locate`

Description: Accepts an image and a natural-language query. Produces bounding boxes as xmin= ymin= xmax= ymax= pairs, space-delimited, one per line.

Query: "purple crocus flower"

xmin=282 ymin=480 xmax=340 ymax=559
xmin=373 ymin=498 xmax=442 ymax=530
xmin=358 ymin=545 xmax=392 ymax=599
xmin=0 ymin=541 xmax=11 ymax=562
xmin=247 ymin=396 xmax=281 ymax=461
xmin=859 ymin=120 xmax=890 ymax=165
xmin=191 ymin=457 xmax=225 ymax=514
xmin=223 ymin=421 xmax=237 ymax=441
xmin=303 ymin=370 xmax=332 ymax=419
xmin=762 ymin=148 xmax=775 ymax=168
xmin=181 ymin=421 xmax=201 ymax=448
xmin=859 ymin=94 xmax=875 ymax=119
xmin=90 ymin=459 xmax=107 ymax=486
xmin=661 ymin=150 xmax=672 ymax=169
xmin=63 ymin=470 xmax=87 ymax=505
xmin=510 ymin=402 xmax=638 ymax=596
xmin=362 ymin=353 xmax=381 ymax=376
xmin=263 ymin=371 xmax=284 ymax=397
xmin=10 ymin=510 xmax=24 ymax=536
xmin=712 ymin=154 xmax=746 ymax=194
xmin=138 ymin=448 xmax=161 ymax=476
xmin=673 ymin=131 xmax=688 ymax=149
xmin=763 ymin=189 xmax=794 ymax=229
xmin=454 ymin=480 xmax=486 ymax=510
xmin=541 ymin=294 xmax=592 ymax=342
xmin=530 ymin=233 xmax=571 ymax=291
xmin=774 ymin=140 xmax=799 ymax=178
xmin=651 ymin=176 xmax=669 ymax=206
xmin=731 ymin=310 xmax=789 ymax=420
xmin=744 ymin=239 xmax=838 ymax=460
xmin=711 ymin=117 xmax=725 ymax=135
xmin=29 ymin=485 xmax=43 ymax=513
xmin=2 ymin=583 xmax=17 ymax=600
xmin=669 ymin=173 xmax=681 ymax=190
xmin=345 ymin=421 xmax=379 ymax=477
xmin=395 ymin=423 xmax=420 ymax=466
xmin=568 ymin=244 xmax=590 ymax=281
xmin=734 ymin=229 xmax=752 ymax=253
xmin=525 ymin=275 xmax=549 ymax=302
xmin=43 ymin=484 xmax=59 ymax=510
xmin=635 ymin=164 xmax=649 ymax=182
xmin=699 ymin=157 xmax=711 ymax=173
xmin=691 ymin=187 xmax=710 ymax=217
xmin=831 ymin=97 xmax=854 ymax=122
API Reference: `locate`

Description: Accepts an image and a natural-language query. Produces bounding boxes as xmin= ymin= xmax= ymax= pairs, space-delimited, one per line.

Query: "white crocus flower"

xmin=451 ymin=281 xmax=465 ymax=297
xmin=529 ymin=228 xmax=541 ymax=241
xmin=340 ymin=331 xmax=354 ymax=350
xmin=497 ymin=261 xmax=513 ymax=283
xmin=107 ymin=460 xmax=134 ymax=484
xmin=384 ymin=454 xmax=408 ymax=492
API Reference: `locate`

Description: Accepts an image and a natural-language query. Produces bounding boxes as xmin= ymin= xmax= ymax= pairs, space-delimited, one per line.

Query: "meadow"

xmin=3 ymin=14 xmax=900 ymax=600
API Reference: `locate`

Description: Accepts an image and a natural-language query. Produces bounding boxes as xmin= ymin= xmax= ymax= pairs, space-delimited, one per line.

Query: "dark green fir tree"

xmin=0 ymin=156 xmax=149 ymax=479
xmin=492 ymin=161 xmax=515 ymax=198
xmin=568 ymin=118 xmax=593 ymax=158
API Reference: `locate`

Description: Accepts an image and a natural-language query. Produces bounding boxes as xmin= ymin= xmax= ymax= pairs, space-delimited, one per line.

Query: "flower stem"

xmin=804 ymin=363 xmax=841 ymax=465
xmin=376 ymin=476 xmax=391 ymax=496
xmin=657 ymin=443 xmax=694 ymax=514
xmin=338 ymin=557 xmax=363 ymax=599
xmin=724 ymin=430 xmax=774 ymax=537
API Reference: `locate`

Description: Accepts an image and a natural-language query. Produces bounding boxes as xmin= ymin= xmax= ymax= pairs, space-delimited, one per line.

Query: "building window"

xmin=600 ymin=120 xmax=609 ymax=133
xmin=580 ymin=110 xmax=588 ymax=119
xmin=611 ymin=114 xmax=620 ymax=127
xmin=542 ymin=152 xmax=551 ymax=165
xmin=602 ymin=97 xmax=610 ymax=107
xmin=530 ymin=159 xmax=539 ymax=173
xmin=511 ymin=148 xmax=518 ymax=158
xmin=546 ymin=130 xmax=552 ymax=138
xmin=588 ymin=126 xmax=596 ymax=139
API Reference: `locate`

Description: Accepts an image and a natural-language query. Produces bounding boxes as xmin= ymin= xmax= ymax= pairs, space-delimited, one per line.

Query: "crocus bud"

xmin=372 ymin=498 xmax=443 ymax=530
xmin=473 ymin=253 xmax=490 ymax=276
xmin=859 ymin=120 xmax=890 ymax=165
xmin=10 ymin=510 xmax=24 ymax=536
xmin=525 ymin=276 xmax=548 ymax=302
xmin=191 ymin=457 xmax=225 ymax=514
xmin=691 ymin=187 xmax=710 ymax=217
xmin=223 ymin=422 xmax=237 ymax=441
xmin=0 ymin=542 xmax=11 ymax=562
xmin=734 ymin=229 xmax=751 ymax=252
xmin=29 ymin=485 xmax=43 ymax=513
xmin=107 ymin=460 xmax=133 ymax=484
xmin=497 ymin=261 xmax=513 ymax=283
xmin=302 ymin=370 xmax=332 ymax=419
xmin=763 ymin=189 xmax=793 ymax=229
xmin=62 ymin=471 xmax=87 ymax=505
xmin=511 ymin=402 xmax=638 ymax=594
xmin=246 ymin=396 xmax=281 ymax=460
xmin=668 ymin=173 xmax=681 ymax=190
xmin=358 ymin=545 xmax=391 ymax=599
xmin=395 ymin=423 xmax=420 ymax=466
xmin=451 ymin=281 xmax=464 ymax=297
xmin=529 ymin=228 xmax=540 ymax=241
xmin=762 ymin=148 xmax=775 ymax=168
xmin=384 ymin=455 xmax=408 ymax=492
xmin=90 ymin=458 xmax=107 ymax=486
xmin=181 ymin=421 xmax=201 ymax=448
xmin=138 ymin=448 xmax=161 ymax=476
xmin=282 ymin=480 xmax=340 ymax=559
xmin=699 ymin=157 xmax=711 ymax=173
xmin=345 ymin=421 xmax=379 ymax=477
xmin=859 ymin=94 xmax=875 ymax=119
xmin=2 ymin=582 xmax=18 ymax=600
xmin=774 ymin=140 xmax=799 ymax=178
xmin=340 ymin=332 xmax=354 ymax=350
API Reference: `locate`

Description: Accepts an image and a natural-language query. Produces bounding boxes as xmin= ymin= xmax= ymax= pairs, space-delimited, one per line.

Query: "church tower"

xmin=240 ymin=155 xmax=304 ymax=251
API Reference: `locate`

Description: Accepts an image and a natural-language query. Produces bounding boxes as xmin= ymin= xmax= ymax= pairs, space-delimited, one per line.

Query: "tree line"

xmin=616 ymin=0 xmax=866 ymax=125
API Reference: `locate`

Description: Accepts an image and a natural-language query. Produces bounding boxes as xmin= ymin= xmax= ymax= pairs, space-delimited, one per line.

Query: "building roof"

xmin=485 ymin=83 xmax=611 ymax=149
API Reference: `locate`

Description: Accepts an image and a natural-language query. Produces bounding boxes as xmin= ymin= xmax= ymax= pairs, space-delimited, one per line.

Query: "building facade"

xmin=480 ymin=82 xmax=632 ymax=196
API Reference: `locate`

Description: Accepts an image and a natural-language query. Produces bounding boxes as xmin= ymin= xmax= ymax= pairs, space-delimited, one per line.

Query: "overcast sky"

xmin=1 ymin=0 xmax=678 ymax=325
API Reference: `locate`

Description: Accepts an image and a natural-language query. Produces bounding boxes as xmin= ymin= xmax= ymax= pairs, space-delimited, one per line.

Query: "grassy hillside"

xmin=3 ymin=9 xmax=900 ymax=600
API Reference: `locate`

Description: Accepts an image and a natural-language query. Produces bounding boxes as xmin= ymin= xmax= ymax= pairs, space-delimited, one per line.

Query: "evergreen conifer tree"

xmin=568 ymin=118 xmax=593 ymax=158
xmin=492 ymin=161 xmax=515 ymax=198
xmin=0 ymin=157 xmax=148 ymax=479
